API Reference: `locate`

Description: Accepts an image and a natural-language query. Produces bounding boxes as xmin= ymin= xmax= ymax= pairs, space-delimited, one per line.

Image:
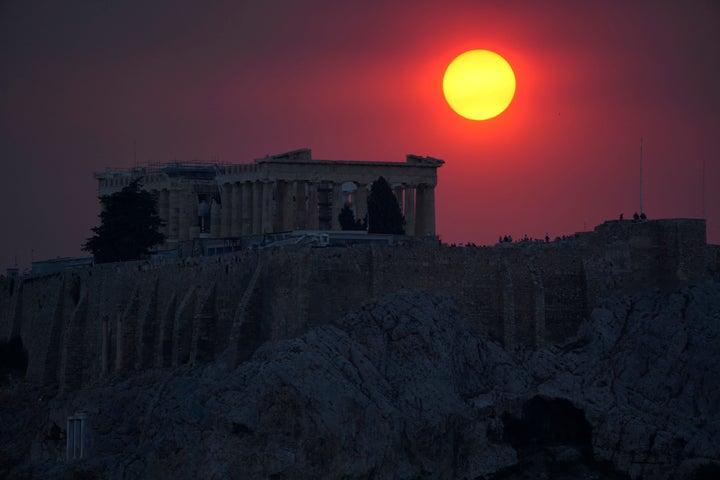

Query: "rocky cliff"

xmin=3 ymin=283 xmax=719 ymax=479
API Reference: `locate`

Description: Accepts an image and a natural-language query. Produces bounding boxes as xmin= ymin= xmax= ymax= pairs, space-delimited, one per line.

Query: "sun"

xmin=442 ymin=49 xmax=516 ymax=121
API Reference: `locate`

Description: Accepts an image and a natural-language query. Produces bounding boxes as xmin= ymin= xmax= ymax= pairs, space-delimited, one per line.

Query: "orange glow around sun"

xmin=443 ymin=49 xmax=516 ymax=120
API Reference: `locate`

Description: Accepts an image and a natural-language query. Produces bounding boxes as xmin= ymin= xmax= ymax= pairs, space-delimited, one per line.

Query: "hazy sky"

xmin=1 ymin=0 xmax=718 ymax=270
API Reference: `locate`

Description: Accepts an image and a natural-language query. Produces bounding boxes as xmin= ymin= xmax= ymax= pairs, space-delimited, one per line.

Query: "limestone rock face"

xmin=3 ymin=285 xmax=720 ymax=479
xmin=541 ymin=283 xmax=720 ymax=479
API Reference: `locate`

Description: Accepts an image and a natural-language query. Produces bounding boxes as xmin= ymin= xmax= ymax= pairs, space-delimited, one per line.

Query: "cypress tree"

xmin=367 ymin=176 xmax=405 ymax=234
xmin=338 ymin=204 xmax=364 ymax=230
xmin=83 ymin=180 xmax=166 ymax=263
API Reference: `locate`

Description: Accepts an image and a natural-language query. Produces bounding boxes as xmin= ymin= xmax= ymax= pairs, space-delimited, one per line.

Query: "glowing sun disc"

xmin=443 ymin=49 xmax=516 ymax=120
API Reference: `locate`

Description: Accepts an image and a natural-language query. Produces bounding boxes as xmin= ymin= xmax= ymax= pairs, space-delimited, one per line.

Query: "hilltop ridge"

xmin=0 ymin=218 xmax=716 ymax=393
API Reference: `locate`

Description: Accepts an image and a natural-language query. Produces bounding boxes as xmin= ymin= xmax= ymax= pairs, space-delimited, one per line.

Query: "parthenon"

xmin=94 ymin=148 xmax=444 ymax=243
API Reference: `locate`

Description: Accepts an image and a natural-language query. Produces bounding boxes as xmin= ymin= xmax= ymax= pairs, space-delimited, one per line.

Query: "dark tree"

xmin=83 ymin=180 xmax=165 ymax=263
xmin=367 ymin=176 xmax=405 ymax=234
xmin=338 ymin=204 xmax=364 ymax=230
xmin=0 ymin=336 xmax=28 ymax=384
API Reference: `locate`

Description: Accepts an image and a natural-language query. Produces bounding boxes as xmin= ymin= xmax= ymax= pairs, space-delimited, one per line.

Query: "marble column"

xmin=220 ymin=183 xmax=232 ymax=237
xmin=210 ymin=198 xmax=222 ymax=237
xmin=307 ymin=183 xmax=319 ymax=230
xmin=293 ymin=181 xmax=306 ymax=230
xmin=252 ymin=181 xmax=263 ymax=234
xmin=331 ymin=182 xmax=342 ymax=230
xmin=178 ymin=192 xmax=193 ymax=241
xmin=404 ymin=186 xmax=415 ymax=236
xmin=262 ymin=181 xmax=273 ymax=233
xmin=415 ymin=185 xmax=427 ymax=236
xmin=355 ymin=183 xmax=368 ymax=227
xmin=415 ymin=185 xmax=436 ymax=236
xmin=424 ymin=186 xmax=436 ymax=235
xmin=231 ymin=183 xmax=241 ymax=237
xmin=168 ymin=189 xmax=179 ymax=240
xmin=280 ymin=181 xmax=294 ymax=231
xmin=317 ymin=182 xmax=332 ymax=230
xmin=241 ymin=182 xmax=252 ymax=235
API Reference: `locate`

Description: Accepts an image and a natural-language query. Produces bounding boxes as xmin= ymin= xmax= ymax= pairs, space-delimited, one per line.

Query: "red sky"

xmin=1 ymin=0 xmax=719 ymax=270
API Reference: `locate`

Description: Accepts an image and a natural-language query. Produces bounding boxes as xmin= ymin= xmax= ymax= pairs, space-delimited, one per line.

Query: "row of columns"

xmin=155 ymin=180 xmax=436 ymax=241
xmin=390 ymin=183 xmax=435 ymax=236
xmin=217 ymin=180 xmax=326 ymax=236
xmin=156 ymin=189 xmax=198 ymax=241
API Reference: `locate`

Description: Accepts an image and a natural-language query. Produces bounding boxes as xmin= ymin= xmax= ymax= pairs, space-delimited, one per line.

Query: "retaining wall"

xmin=0 ymin=219 xmax=712 ymax=392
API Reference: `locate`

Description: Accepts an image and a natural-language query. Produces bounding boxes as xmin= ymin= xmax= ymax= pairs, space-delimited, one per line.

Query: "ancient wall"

xmin=707 ymin=244 xmax=720 ymax=277
xmin=0 ymin=219 xmax=712 ymax=393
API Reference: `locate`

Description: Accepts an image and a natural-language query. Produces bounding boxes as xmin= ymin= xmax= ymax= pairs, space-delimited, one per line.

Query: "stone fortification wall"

xmin=0 ymin=219 xmax=712 ymax=392
xmin=583 ymin=219 xmax=708 ymax=291
xmin=708 ymin=244 xmax=720 ymax=278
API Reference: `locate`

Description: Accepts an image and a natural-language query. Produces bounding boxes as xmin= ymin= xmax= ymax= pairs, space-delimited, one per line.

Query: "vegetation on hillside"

xmin=338 ymin=204 xmax=365 ymax=231
xmin=83 ymin=180 xmax=165 ymax=263
xmin=367 ymin=176 xmax=405 ymax=235
xmin=0 ymin=336 xmax=28 ymax=385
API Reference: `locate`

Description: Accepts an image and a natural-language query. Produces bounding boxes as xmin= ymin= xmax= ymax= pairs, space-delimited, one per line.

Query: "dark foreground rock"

xmin=2 ymin=284 xmax=719 ymax=479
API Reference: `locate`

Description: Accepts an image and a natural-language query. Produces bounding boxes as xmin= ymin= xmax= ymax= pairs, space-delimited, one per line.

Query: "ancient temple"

xmin=94 ymin=148 xmax=444 ymax=243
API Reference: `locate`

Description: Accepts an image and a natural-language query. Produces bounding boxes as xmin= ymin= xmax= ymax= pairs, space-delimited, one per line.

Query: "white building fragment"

xmin=66 ymin=413 xmax=88 ymax=460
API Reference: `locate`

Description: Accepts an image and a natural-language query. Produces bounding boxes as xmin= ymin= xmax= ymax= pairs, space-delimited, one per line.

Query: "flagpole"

xmin=702 ymin=157 xmax=706 ymax=219
xmin=639 ymin=137 xmax=644 ymax=215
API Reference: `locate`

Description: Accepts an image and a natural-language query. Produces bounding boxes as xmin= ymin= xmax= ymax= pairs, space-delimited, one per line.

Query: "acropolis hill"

xmin=1 ymin=150 xmax=720 ymax=479
xmin=1 ymin=216 xmax=717 ymax=393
